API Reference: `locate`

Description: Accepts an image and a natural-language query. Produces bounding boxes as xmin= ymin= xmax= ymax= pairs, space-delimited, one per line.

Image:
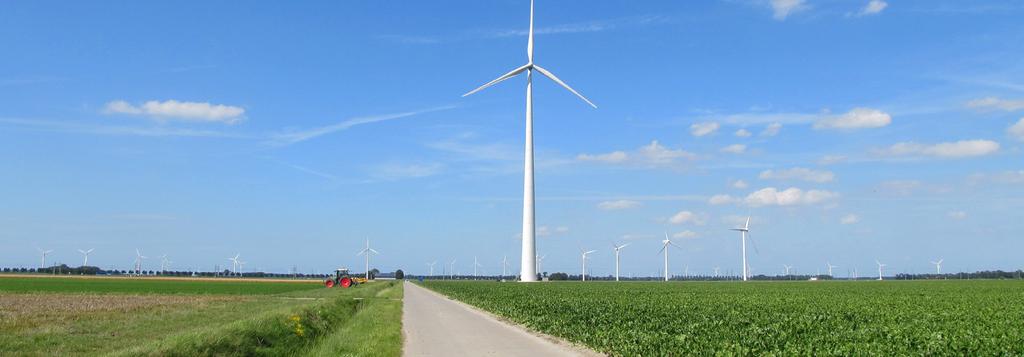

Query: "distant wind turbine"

xmin=228 ymin=254 xmax=240 ymax=276
xmin=38 ymin=248 xmax=53 ymax=269
xmin=357 ymin=239 xmax=380 ymax=280
xmin=462 ymin=0 xmax=596 ymax=282
xmin=729 ymin=216 xmax=752 ymax=281
xmin=579 ymin=248 xmax=596 ymax=281
xmin=134 ymin=249 xmax=147 ymax=275
xmin=875 ymin=260 xmax=887 ymax=281
xmin=449 ymin=258 xmax=457 ymax=280
xmin=78 ymin=248 xmax=94 ymax=267
xmin=473 ymin=256 xmax=483 ymax=278
xmin=535 ymin=254 xmax=547 ymax=277
xmin=612 ymin=242 xmax=630 ymax=281
xmin=713 ymin=266 xmax=721 ymax=277
xmin=931 ymin=259 xmax=944 ymax=274
xmin=826 ymin=262 xmax=839 ymax=277
xmin=783 ymin=264 xmax=793 ymax=276
xmin=659 ymin=232 xmax=681 ymax=282
xmin=427 ymin=261 xmax=437 ymax=276
xmin=502 ymin=255 xmax=510 ymax=279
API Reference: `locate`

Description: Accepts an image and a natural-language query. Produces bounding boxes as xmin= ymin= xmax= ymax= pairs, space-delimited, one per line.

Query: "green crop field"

xmin=423 ymin=280 xmax=1024 ymax=355
xmin=0 ymin=276 xmax=403 ymax=356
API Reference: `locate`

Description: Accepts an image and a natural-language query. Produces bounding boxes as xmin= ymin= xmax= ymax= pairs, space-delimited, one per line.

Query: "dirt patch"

xmin=0 ymin=293 xmax=245 ymax=322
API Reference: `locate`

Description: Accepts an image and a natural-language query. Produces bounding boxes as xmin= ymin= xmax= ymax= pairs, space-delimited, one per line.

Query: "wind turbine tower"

xmin=729 ymin=216 xmax=752 ymax=281
xmin=931 ymin=259 xmax=944 ymax=274
xmin=427 ymin=261 xmax=437 ymax=277
xmin=876 ymin=260 xmax=887 ymax=281
xmin=38 ymin=248 xmax=53 ymax=269
xmin=659 ymin=232 xmax=681 ymax=282
xmin=612 ymin=242 xmax=630 ymax=281
xmin=357 ymin=239 xmax=380 ymax=280
xmin=463 ymin=0 xmax=596 ymax=282
xmin=579 ymin=249 xmax=596 ymax=281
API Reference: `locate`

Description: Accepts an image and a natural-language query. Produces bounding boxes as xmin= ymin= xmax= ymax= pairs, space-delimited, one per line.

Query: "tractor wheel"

xmin=340 ymin=277 xmax=353 ymax=288
xmin=325 ymin=279 xmax=335 ymax=288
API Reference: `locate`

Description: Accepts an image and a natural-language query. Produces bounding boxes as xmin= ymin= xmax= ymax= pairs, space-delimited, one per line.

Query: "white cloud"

xmin=1008 ymin=118 xmax=1024 ymax=141
xmin=967 ymin=97 xmax=1024 ymax=111
xmin=813 ymin=108 xmax=891 ymax=130
xmin=878 ymin=180 xmax=922 ymax=196
xmin=732 ymin=180 xmax=749 ymax=189
xmin=104 ymin=100 xmax=245 ymax=124
xmin=577 ymin=151 xmax=628 ymax=163
xmin=744 ymin=187 xmax=840 ymax=207
xmin=761 ymin=122 xmax=782 ymax=136
xmin=735 ymin=128 xmax=752 ymax=137
xmin=878 ymin=140 xmax=1000 ymax=158
xmin=598 ymin=200 xmax=641 ymax=210
xmin=859 ymin=0 xmax=888 ymax=16
xmin=721 ymin=144 xmax=747 ymax=154
xmin=370 ymin=163 xmax=442 ymax=180
xmin=840 ymin=214 xmax=860 ymax=225
xmin=708 ymin=194 xmax=740 ymax=205
xmin=969 ymin=170 xmax=1024 ymax=184
xmin=947 ymin=211 xmax=967 ymax=220
xmin=673 ymin=230 xmax=699 ymax=239
xmin=759 ymin=167 xmax=835 ymax=183
xmin=690 ymin=122 xmax=720 ymax=137
xmin=271 ymin=106 xmax=455 ymax=145
xmin=669 ymin=211 xmax=705 ymax=225
xmin=537 ymin=226 xmax=570 ymax=237
xmin=577 ymin=140 xmax=696 ymax=168
xmin=771 ymin=0 xmax=808 ymax=20
xmin=818 ymin=155 xmax=848 ymax=165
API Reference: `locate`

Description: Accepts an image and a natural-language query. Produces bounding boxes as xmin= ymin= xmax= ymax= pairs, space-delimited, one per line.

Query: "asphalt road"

xmin=402 ymin=281 xmax=600 ymax=357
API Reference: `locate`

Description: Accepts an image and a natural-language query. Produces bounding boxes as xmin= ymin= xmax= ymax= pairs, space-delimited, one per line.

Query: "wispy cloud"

xmin=875 ymin=140 xmax=1000 ymax=159
xmin=577 ymin=140 xmax=697 ymax=169
xmin=269 ymin=105 xmax=456 ymax=146
xmin=967 ymin=97 xmax=1024 ymax=111
xmin=856 ymin=0 xmax=888 ymax=16
xmin=759 ymin=167 xmax=835 ymax=183
xmin=380 ymin=14 xmax=669 ymax=45
xmin=370 ymin=162 xmax=444 ymax=181
xmin=597 ymin=200 xmax=641 ymax=211
xmin=0 ymin=117 xmax=246 ymax=138
xmin=770 ymin=0 xmax=808 ymax=20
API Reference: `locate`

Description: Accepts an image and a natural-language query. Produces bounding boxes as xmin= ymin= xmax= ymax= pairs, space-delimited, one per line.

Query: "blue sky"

xmin=2 ymin=0 xmax=1023 ymax=277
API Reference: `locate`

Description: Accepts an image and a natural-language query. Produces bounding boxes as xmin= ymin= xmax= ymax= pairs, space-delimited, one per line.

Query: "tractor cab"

xmin=324 ymin=268 xmax=359 ymax=288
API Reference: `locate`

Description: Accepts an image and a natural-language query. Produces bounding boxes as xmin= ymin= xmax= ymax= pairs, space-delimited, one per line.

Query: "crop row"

xmin=423 ymin=280 xmax=1024 ymax=355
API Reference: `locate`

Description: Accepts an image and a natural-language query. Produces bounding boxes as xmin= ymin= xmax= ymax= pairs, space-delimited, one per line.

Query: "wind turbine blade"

xmin=527 ymin=0 xmax=534 ymax=62
xmin=532 ymin=65 xmax=597 ymax=108
xmin=586 ymin=250 xmax=596 ymax=254
xmin=463 ymin=64 xmax=530 ymax=97
xmin=369 ymin=248 xmax=380 ymax=255
xmin=747 ymin=232 xmax=760 ymax=254
xmin=744 ymin=216 xmax=751 ymax=230
xmin=620 ymin=243 xmax=630 ymax=249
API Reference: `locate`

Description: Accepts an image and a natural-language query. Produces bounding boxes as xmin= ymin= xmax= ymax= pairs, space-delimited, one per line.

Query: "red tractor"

xmin=324 ymin=268 xmax=362 ymax=288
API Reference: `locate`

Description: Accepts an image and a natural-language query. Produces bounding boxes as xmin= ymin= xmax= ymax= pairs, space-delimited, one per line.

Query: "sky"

xmin=2 ymin=0 xmax=1023 ymax=277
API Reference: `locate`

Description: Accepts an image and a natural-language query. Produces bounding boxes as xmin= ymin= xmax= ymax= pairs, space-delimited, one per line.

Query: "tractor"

xmin=324 ymin=268 xmax=366 ymax=288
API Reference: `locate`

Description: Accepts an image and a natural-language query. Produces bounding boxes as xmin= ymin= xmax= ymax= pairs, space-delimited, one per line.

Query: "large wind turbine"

xmin=729 ymin=216 xmax=752 ymax=281
xmin=612 ymin=242 xmax=630 ymax=281
xmin=659 ymin=232 xmax=681 ymax=282
xmin=463 ymin=0 xmax=596 ymax=282
xmin=875 ymin=260 xmax=887 ymax=281
xmin=357 ymin=239 xmax=379 ymax=280
xmin=579 ymin=248 xmax=596 ymax=281
xmin=931 ymin=259 xmax=944 ymax=274
xmin=38 ymin=248 xmax=53 ymax=269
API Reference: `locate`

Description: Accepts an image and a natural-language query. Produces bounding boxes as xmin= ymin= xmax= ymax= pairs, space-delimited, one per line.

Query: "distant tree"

xmin=369 ymin=268 xmax=380 ymax=279
xmin=395 ymin=269 xmax=405 ymax=279
xmin=548 ymin=272 xmax=569 ymax=281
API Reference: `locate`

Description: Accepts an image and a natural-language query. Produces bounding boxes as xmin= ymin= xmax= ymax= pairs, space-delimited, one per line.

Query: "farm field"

xmin=423 ymin=280 xmax=1024 ymax=355
xmin=0 ymin=275 xmax=403 ymax=356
